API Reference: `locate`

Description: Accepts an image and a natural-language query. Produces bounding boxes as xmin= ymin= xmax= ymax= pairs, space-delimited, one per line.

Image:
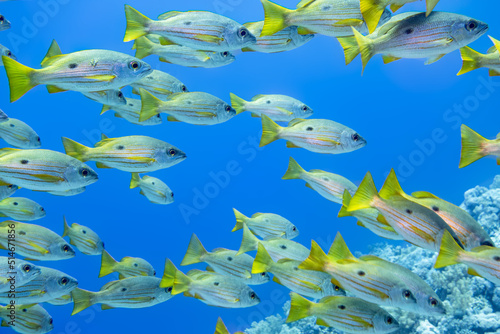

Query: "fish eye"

xmin=22 ymin=264 xmax=31 ymax=272
xmin=493 ymin=256 xmax=500 ymax=262
xmin=402 ymin=290 xmax=412 ymax=299
xmin=222 ymin=51 xmax=229 ymax=57
xmin=102 ymin=242 xmax=105 ymax=249
xmin=122 ymin=288 xmax=127 ymax=292
xmin=292 ymin=226 xmax=297 ymax=231
xmin=334 ymin=285 xmax=340 ymax=291
xmin=166 ymin=287 xmax=172 ymax=293
xmin=429 ymin=297 xmax=438 ymax=307
xmin=171 ymin=192 xmax=174 ymax=198
xmin=41 ymin=207 xmax=45 ymax=212
xmin=80 ymin=168 xmax=90 ymax=177
xmin=8 ymin=185 xmax=13 ymax=189
xmin=153 ymin=271 xmax=156 ymax=275
xmin=82 ymin=230 xmax=87 ymax=234
xmin=59 ymin=277 xmax=69 ymax=285
xmin=168 ymin=149 xmax=177 ymax=157
xmin=12 ymin=202 xmax=18 ymax=206
xmin=249 ymin=292 xmax=256 ymax=299
xmin=117 ymin=92 xmax=123 ymax=98
xmin=302 ymin=105 xmax=308 ymax=111
xmin=62 ymin=245 xmax=70 ymax=252
xmin=238 ymin=28 xmax=248 ymax=38
xmin=134 ymin=263 xmax=138 ymax=267
xmin=49 ymin=318 xmax=53 ymax=325
xmin=385 ymin=316 xmax=394 ymax=325
xmin=466 ymin=20 xmax=478 ymax=31
xmin=181 ymin=85 xmax=187 ymax=92
xmin=261 ymin=272 xmax=267 ymax=277
xmin=0 ymin=16 xmax=4 ymax=23
xmin=352 ymin=133 xmax=360 ymax=141
xmin=6 ymin=51 xmax=11 ymax=57
xmin=129 ymin=61 xmax=141 ymax=70
xmin=225 ymin=105 xmax=232 ymax=112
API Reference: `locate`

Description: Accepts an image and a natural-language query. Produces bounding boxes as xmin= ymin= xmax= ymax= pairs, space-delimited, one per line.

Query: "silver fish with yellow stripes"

xmin=230 ymin=93 xmax=313 ymax=122
xmin=82 ymin=89 xmax=127 ymax=107
xmin=436 ymin=231 xmax=500 ymax=285
xmin=0 ymin=118 xmax=41 ymax=149
xmin=260 ymin=0 xmax=391 ymax=37
xmin=134 ymin=37 xmax=235 ymax=68
xmin=0 ymin=304 xmax=53 ymax=334
xmin=287 ymin=292 xmax=400 ymax=333
xmin=260 ymin=116 xmax=366 ymax=154
xmin=0 ymin=43 xmax=15 ymax=66
xmin=162 ymin=260 xmax=260 ymax=308
xmin=180 ymin=234 xmax=270 ymax=285
xmin=62 ymin=135 xmax=186 ymax=172
xmin=339 ymin=190 xmax=403 ymax=241
xmin=0 ymin=184 xmax=18 ymax=201
xmin=232 ymin=208 xmax=299 ymax=240
xmin=458 ymin=36 xmax=500 ymax=76
xmin=99 ymin=250 xmax=156 ymax=279
xmin=0 ymin=266 xmax=78 ymax=304
xmin=139 ymin=89 xmax=236 ymax=125
xmin=347 ymin=170 xmax=464 ymax=252
xmin=71 ymin=276 xmax=172 ymax=315
xmin=124 ymin=5 xmax=257 ymax=51
xmin=2 ymin=39 xmax=152 ymax=102
xmin=242 ymin=21 xmax=314 ymax=53
xmin=253 ymin=244 xmax=345 ymax=299
xmin=0 ymin=197 xmax=45 ymax=221
xmin=0 ymin=14 xmax=10 ymax=31
xmin=237 ymin=225 xmax=309 ymax=261
xmin=0 ymin=148 xmax=98 ymax=192
xmin=62 ymin=216 xmax=104 ymax=255
xmin=130 ymin=173 xmax=173 ymax=205
xmin=131 ymin=69 xmax=188 ymax=99
xmin=459 ymin=125 xmax=500 ymax=168
xmin=283 ymin=157 xmax=357 ymax=204
xmin=299 ymin=233 xmax=420 ymax=311
xmin=0 ymin=221 xmax=75 ymax=261
xmin=46 ymin=294 xmax=72 ymax=306
xmin=0 ymin=257 xmax=41 ymax=293
xmin=101 ymin=98 xmax=163 ymax=126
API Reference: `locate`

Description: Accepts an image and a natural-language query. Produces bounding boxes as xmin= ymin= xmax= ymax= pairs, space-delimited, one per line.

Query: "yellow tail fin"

xmin=282 ymin=157 xmax=306 ymax=180
xmin=232 ymin=208 xmax=248 ymax=232
xmin=229 ymin=93 xmax=247 ymax=115
xmin=172 ymin=269 xmax=192 ymax=295
xmin=434 ymin=230 xmax=463 ymax=268
xmin=457 ymin=46 xmax=483 ymax=76
xmin=139 ymin=88 xmax=163 ymax=122
xmin=260 ymin=115 xmax=282 ymax=147
xmin=99 ymin=250 xmax=118 ymax=278
xmin=352 ymin=27 xmax=375 ymax=74
xmin=124 ymin=5 xmax=152 ymax=42
xmin=252 ymin=243 xmax=274 ymax=274
xmin=2 ymin=56 xmax=37 ymax=103
xmin=237 ymin=224 xmax=258 ymax=255
xmin=286 ymin=292 xmax=314 ymax=323
xmin=181 ymin=234 xmax=208 ymax=266
xmin=62 ymin=216 xmax=71 ymax=237
xmin=160 ymin=258 xmax=178 ymax=288
xmin=338 ymin=190 xmax=354 ymax=218
xmin=134 ymin=37 xmax=155 ymax=59
xmin=337 ymin=36 xmax=360 ymax=65
xmin=426 ymin=0 xmax=440 ymax=16
xmin=347 ymin=172 xmax=378 ymax=211
xmin=130 ymin=173 xmax=141 ymax=189
xmin=260 ymin=0 xmax=292 ymax=37
xmin=61 ymin=137 xmax=91 ymax=162
xmin=298 ymin=240 xmax=329 ymax=272
xmin=328 ymin=232 xmax=355 ymax=261
xmin=71 ymin=288 xmax=95 ymax=315
xmin=359 ymin=0 xmax=388 ymax=34
xmin=459 ymin=125 xmax=488 ymax=168
xmin=379 ymin=169 xmax=405 ymax=199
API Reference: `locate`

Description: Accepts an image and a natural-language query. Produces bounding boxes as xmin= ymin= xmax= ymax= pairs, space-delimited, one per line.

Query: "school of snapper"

xmin=0 ymin=0 xmax=498 ymax=333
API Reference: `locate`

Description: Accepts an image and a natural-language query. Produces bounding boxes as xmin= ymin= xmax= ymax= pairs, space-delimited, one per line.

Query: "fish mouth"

xmin=478 ymin=24 xmax=489 ymax=35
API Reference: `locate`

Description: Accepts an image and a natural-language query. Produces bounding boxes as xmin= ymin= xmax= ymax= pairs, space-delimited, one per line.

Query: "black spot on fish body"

xmin=358 ymin=270 xmax=365 ymax=276
xmin=68 ymin=63 xmax=78 ymax=69
xmin=214 ymin=282 xmax=220 ymax=286
xmin=280 ymin=245 xmax=287 ymax=250
xmin=117 ymin=145 xmax=125 ymax=150
xmin=266 ymin=100 xmax=271 ymax=104
xmin=9 ymin=124 xmax=14 ymax=128
xmin=227 ymin=256 xmax=233 ymax=261
xmin=184 ymin=21 xmax=192 ymax=25
xmin=405 ymin=28 xmax=414 ymax=34
xmin=406 ymin=209 xmax=413 ymax=214
xmin=121 ymin=288 xmax=127 ymax=292
xmin=19 ymin=231 xmax=26 ymax=235
xmin=129 ymin=103 xmax=134 ymax=107
xmin=306 ymin=127 xmax=313 ymax=131
xmin=338 ymin=305 xmax=346 ymax=310
xmin=322 ymin=5 xmax=332 ymax=11
xmin=432 ymin=206 xmax=439 ymax=212
xmin=20 ymin=160 xmax=28 ymax=164
xmin=13 ymin=202 xmax=18 ymax=206
xmin=493 ymin=256 xmax=500 ymax=262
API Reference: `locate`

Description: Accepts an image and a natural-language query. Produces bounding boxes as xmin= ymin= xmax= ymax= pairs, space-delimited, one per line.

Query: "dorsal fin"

xmin=297 ymin=0 xmax=316 ymax=8
xmin=327 ymin=232 xmax=355 ymax=260
xmin=288 ymin=118 xmax=307 ymax=127
xmin=411 ymin=191 xmax=439 ymax=199
xmin=41 ymin=40 xmax=64 ymax=67
xmin=158 ymin=11 xmax=181 ymax=20
xmin=379 ymin=169 xmax=405 ymax=199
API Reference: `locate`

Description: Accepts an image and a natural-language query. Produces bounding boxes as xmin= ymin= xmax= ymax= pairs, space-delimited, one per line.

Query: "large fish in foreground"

xmin=459 ymin=125 xmax=500 ymax=168
xmin=458 ymin=36 xmax=500 ymax=76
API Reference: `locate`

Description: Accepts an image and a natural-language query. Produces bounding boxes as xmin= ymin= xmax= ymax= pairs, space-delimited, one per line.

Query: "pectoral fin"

xmin=286 ymin=141 xmax=301 ymax=148
xmin=87 ymin=75 xmax=117 ymax=82
xmin=334 ymin=19 xmax=363 ymax=27
xmin=425 ymin=54 xmax=446 ymax=65
xmin=95 ymin=162 xmax=112 ymax=169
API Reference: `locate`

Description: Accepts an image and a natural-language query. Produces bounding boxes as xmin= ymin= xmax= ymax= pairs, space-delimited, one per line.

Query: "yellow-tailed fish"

xmin=131 ymin=69 xmax=188 ymax=99
xmin=0 ymin=184 xmax=18 ymax=201
xmin=101 ymin=98 xmax=163 ymax=126
xmin=0 ymin=43 xmax=15 ymax=66
xmin=299 ymin=235 xmax=423 ymax=311
xmin=339 ymin=190 xmax=403 ymax=241
xmin=134 ymin=37 xmax=235 ymax=68
xmin=214 ymin=318 xmax=244 ymax=334
xmin=0 ymin=266 xmax=78 ymax=304
xmin=458 ymin=36 xmax=500 ymax=76
xmin=46 ymin=294 xmax=72 ymax=306
xmin=2 ymin=40 xmax=152 ymax=102
xmin=47 ymin=187 xmax=86 ymax=197
xmin=0 ymin=197 xmax=45 ymax=221
xmin=0 ymin=148 xmax=98 ymax=192
xmin=435 ymin=231 xmax=500 ymax=285
xmin=139 ymin=89 xmax=236 ymax=125
xmin=347 ymin=170 xmax=464 ymax=251
xmin=62 ymin=216 xmax=104 ymax=255
xmin=460 ymin=124 xmax=500 ymax=168
xmin=180 ymin=234 xmax=270 ymax=285
xmin=242 ymin=21 xmax=314 ymax=53
xmin=232 ymin=208 xmax=299 ymax=240
xmin=0 ymin=221 xmax=75 ymax=261
xmin=130 ymin=173 xmax=174 ymax=205
xmin=0 ymin=118 xmax=41 ymax=149
xmin=99 ymin=250 xmax=156 ymax=279
xmin=62 ymin=134 xmax=186 ymax=172
xmin=0 ymin=14 xmax=10 ymax=31
xmin=124 ymin=5 xmax=257 ymax=51
xmin=283 ymin=157 xmax=357 ymax=204
xmin=260 ymin=116 xmax=366 ymax=154
xmin=230 ymin=93 xmax=313 ymax=122
xmin=286 ymin=292 xmax=400 ymax=333
xmin=253 ymin=243 xmax=346 ymax=299
xmin=0 ymin=304 xmax=53 ymax=334
xmin=82 ymin=90 xmax=127 ymax=107
xmin=71 ymin=277 xmax=173 ymax=315
xmin=237 ymin=225 xmax=309 ymax=261
xmin=0 ymin=257 xmax=41 ymax=293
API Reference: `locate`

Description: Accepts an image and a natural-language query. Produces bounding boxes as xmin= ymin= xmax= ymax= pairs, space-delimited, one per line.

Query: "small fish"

xmin=124 ymin=6 xmax=257 ymax=51
xmin=82 ymin=90 xmax=127 ymax=107
xmin=2 ymin=40 xmax=152 ymax=102
xmin=237 ymin=225 xmax=309 ymax=261
xmin=46 ymin=294 xmax=73 ymax=306
xmin=253 ymin=243 xmax=346 ymax=299
xmin=0 ymin=304 xmax=54 ymax=334
xmin=214 ymin=318 xmax=244 ymax=334
xmin=0 ymin=184 xmax=18 ymax=201
xmin=0 ymin=14 xmax=11 ymax=31
xmin=131 ymin=69 xmax=188 ymax=99
xmin=0 ymin=266 xmax=78 ymax=304
xmin=459 ymin=124 xmax=500 ymax=168
xmin=0 ymin=221 xmax=75 ymax=261
xmin=139 ymin=89 xmax=236 ymax=125
xmin=134 ymin=37 xmax=235 ymax=68
xmin=232 ymin=208 xmax=299 ymax=240
xmin=62 ymin=216 xmax=104 ymax=255
xmin=0 ymin=197 xmax=46 ymax=221
xmin=99 ymin=250 xmax=156 ymax=279
xmin=0 ymin=43 xmax=16 ymax=66
xmin=260 ymin=0 xmax=391 ymax=37
xmin=130 ymin=173 xmax=174 ymax=205
xmin=230 ymin=93 xmax=313 ymax=122
xmin=283 ymin=157 xmax=357 ymax=204
xmin=62 ymin=134 xmax=187 ymax=172
xmin=0 ymin=118 xmax=41 ymax=149
xmin=181 ymin=234 xmax=270 ymax=285
xmin=242 ymin=21 xmax=314 ymax=53
xmin=47 ymin=187 xmax=86 ymax=197
xmin=260 ymin=116 xmax=366 ymax=154
xmin=0 ymin=148 xmax=98 ymax=192
xmin=101 ymin=98 xmax=163 ymax=126
xmin=0 ymin=257 xmax=41 ymax=293
xmin=287 ymin=292 xmax=400 ymax=333
xmin=458 ymin=36 xmax=500 ymax=76
xmin=436 ymin=231 xmax=500 ymax=285
xmin=71 ymin=277 xmax=172 ymax=315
